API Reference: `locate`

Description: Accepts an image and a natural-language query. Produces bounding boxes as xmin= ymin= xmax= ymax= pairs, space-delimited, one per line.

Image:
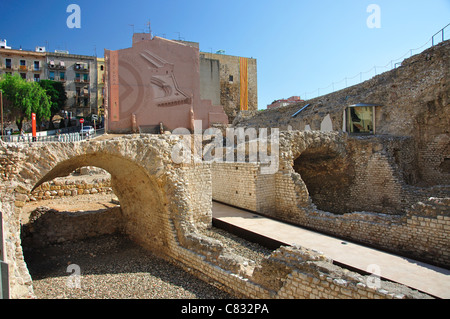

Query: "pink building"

xmin=267 ymin=96 xmax=304 ymax=109
xmin=104 ymin=34 xmax=228 ymax=133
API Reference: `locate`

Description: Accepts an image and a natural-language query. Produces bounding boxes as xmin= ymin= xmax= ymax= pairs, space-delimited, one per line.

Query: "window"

xmin=345 ymin=104 xmax=379 ymax=134
xmin=83 ymin=73 xmax=88 ymax=82
xmin=34 ymin=74 xmax=40 ymax=82
xmin=60 ymin=71 xmax=65 ymax=81
xmin=34 ymin=61 xmax=40 ymax=70
xmin=229 ymin=75 xmax=234 ymax=82
xmin=75 ymin=73 xmax=81 ymax=82
xmin=100 ymin=65 xmax=104 ymax=71
xmin=49 ymin=71 xmax=55 ymax=80
xmin=20 ymin=73 xmax=26 ymax=79
xmin=5 ymin=59 xmax=11 ymax=69
xmin=19 ymin=60 xmax=27 ymax=71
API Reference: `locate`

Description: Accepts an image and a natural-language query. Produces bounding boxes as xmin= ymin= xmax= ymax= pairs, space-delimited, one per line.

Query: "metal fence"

xmin=1 ymin=128 xmax=105 ymax=143
xmin=302 ymin=22 xmax=450 ymax=100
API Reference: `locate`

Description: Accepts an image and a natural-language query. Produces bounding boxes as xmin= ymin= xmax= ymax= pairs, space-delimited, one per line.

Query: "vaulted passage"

xmin=31 ymin=153 xmax=168 ymax=253
xmin=294 ymin=147 xmax=354 ymax=215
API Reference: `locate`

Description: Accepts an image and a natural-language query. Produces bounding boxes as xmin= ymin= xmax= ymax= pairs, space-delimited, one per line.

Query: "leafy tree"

xmin=38 ymin=80 xmax=67 ymax=129
xmin=0 ymin=74 xmax=51 ymax=132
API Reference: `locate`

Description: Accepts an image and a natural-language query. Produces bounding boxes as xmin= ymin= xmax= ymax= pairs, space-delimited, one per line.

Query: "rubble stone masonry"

xmin=234 ymin=40 xmax=450 ymax=188
xmin=212 ymin=131 xmax=450 ymax=269
xmin=0 ymin=135 xmax=435 ymax=299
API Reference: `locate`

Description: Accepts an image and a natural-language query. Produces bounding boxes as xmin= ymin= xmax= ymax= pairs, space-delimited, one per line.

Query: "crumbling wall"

xmin=21 ymin=206 xmax=124 ymax=247
xmin=29 ymin=178 xmax=112 ymax=201
xmin=1 ymin=136 xmax=435 ymax=299
xmin=210 ymin=131 xmax=450 ymax=268
xmin=233 ymin=40 xmax=450 ymax=187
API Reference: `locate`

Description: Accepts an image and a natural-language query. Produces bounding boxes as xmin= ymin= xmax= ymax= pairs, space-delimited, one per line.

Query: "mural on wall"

xmin=141 ymin=50 xmax=191 ymax=107
xmin=105 ymin=36 xmax=228 ymax=133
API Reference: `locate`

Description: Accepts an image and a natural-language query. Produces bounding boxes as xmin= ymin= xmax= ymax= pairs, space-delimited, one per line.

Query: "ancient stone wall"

xmin=233 ymin=40 xmax=450 ymax=187
xmin=28 ymin=178 xmax=112 ymax=201
xmin=0 ymin=136 xmax=435 ymax=299
xmin=211 ymin=131 xmax=450 ymax=268
xmin=200 ymin=52 xmax=258 ymax=122
xmin=21 ymin=206 xmax=124 ymax=247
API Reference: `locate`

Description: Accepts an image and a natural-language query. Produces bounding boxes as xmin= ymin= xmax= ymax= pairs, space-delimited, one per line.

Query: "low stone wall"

xmin=29 ymin=178 xmax=113 ymax=202
xmin=19 ymin=204 xmax=431 ymax=299
xmin=21 ymin=206 xmax=123 ymax=247
xmin=166 ymin=238 xmax=432 ymax=299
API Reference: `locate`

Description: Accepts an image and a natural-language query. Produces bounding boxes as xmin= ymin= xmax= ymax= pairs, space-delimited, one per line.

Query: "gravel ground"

xmin=24 ymin=229 xmax=273 ymax=299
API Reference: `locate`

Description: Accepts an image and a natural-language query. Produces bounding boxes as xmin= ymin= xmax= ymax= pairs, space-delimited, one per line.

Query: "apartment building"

xmin=0 ymin=48 xmax=46 ymax=82
xmin=267 ymin=96 xmax=304 ymax=109
xmin=0 ymin=40 xmax=98 ymax=120
xmin=45 ymin=52 xmax=97 ymax=118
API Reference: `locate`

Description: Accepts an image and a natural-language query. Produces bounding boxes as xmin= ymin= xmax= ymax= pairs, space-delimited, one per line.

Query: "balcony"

xmin=76 ymin=93 xmax=90 ymax=99
xmin=74 ymin=78 xmax=90 ymax=84
xmin=74 ymin=63 xmax=89 ymax=72
xmin=48 ymin=61 xmax=66 ymax=70
xmin=19 ymin=65 xmax=27 ymax=71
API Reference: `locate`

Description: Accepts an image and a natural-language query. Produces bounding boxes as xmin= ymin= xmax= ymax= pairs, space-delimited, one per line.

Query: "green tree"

xmin=38 ymin=80 xmax=67 ymax=129
xmin=0 ymin=74 xmax=51 ymax=132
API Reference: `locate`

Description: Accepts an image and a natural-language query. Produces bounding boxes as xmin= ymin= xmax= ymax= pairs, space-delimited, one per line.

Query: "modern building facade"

xmin=0 ymin=48 xmax=46 ymax=82
xmin=45 ymin=52 xmax=97 ymax=118
xmin=1 ymin=36 xmax=257 ymax=126
xmin=0 ymin=41 xmax=98 ymax=120
xmin=104 ymin=34 xmax=228 ymax=133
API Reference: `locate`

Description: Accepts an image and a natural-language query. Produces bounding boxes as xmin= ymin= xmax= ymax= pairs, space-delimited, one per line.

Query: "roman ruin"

xmin=0 ymin=40 xmax=448 ymax=300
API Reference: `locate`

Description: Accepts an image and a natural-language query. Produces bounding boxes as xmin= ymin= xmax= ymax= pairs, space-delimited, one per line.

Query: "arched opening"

xmin=18 ymin=155 xmax=235 ymax=298
xmin=293 ymin=147 xmax=354 ymax=215
xmin=28 ymin=153 xmax=168 ymax=250
xmin=18 ymin=154 xmax=193 ymax=298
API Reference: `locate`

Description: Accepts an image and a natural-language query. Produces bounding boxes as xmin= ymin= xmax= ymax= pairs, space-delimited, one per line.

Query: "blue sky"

xmin=0 ymin=0 xmax=449 ymax=109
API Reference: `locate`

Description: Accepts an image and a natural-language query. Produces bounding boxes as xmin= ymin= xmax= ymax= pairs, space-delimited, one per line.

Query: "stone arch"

xmin=293 ymin=145 xmax=353 ymax=214
xmin=30 ymin=152 xmax=168 ymax=252
xmin=1 ymin=138 xmax=191 ymax=298
xmin=285 ymin=131 xmax=352 ymax=214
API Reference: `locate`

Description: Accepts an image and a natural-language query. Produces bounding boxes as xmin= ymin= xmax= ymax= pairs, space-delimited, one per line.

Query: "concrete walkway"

xmin=212 ymin=201 xmax=450 ymax=299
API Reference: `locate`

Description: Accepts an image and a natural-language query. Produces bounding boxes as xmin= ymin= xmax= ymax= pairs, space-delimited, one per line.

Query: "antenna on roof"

xmin=147 ymin=20 xmax=152 ymax=37
xmin=129 ymin=24 xmax=135 ymax=34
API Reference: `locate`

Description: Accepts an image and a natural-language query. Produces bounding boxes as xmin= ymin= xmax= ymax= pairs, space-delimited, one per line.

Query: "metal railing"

xmin=301 ymin=22 xmax=450 ymax=100
xmin=1 ymin=128 xmax=105 ymax=143
xmin=432 ymin=23 xmax=450 ymax=46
